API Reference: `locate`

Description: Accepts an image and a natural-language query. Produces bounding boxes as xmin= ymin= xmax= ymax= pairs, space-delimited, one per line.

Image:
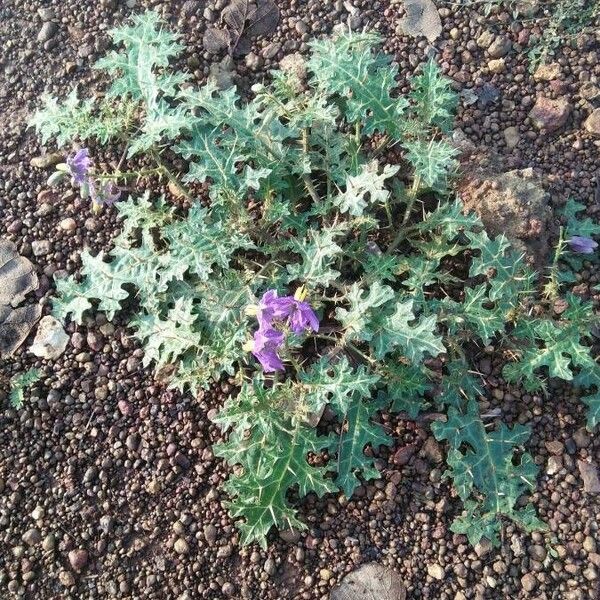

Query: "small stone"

xmin=42 ymin=534 xmax=55 ymax=551
xmin=578 ymin=460 xmax=600 ymax=493
xmin=29 ymin=316 xmax=69 ymax=360
xmin=126 ymin=433 xmax=140 ymax=451
xmin=421 ymin=437 xmax=443 ymax=463
xmin=222 ymin=582 xmax=235 ymax=597
xmin=264 ymin=557 xmax=276 ymax=576
xmin=68 ymin=548 xmax=88 ymax=572
xmin=545 ymin=440 xmax=564 ymax=455
xmin=30 ymin=153 xmax=63 ymax=169
xmin=30 ymin=506 xmax=45 ymax=521
xmin=31 ymin=240 xmax=52 ymax=256
xmin=573 ymin=428 xmax=591 ymax=449
xmin=529 ymin=97 xmax=571 ymax=132
xmin=584 ymin=536 xmax=597 ymax=553
xmin=118 ymin=400 xmax=132 ymax=416
xmin=174 ymin=538 xmax=189 ymax=555
xmin=427 ymin=563 xmax=445 ymax=580
xmin=58 ymin=570 xmax=75 ymax=587
xmin=38 ymin=8 xmax=56 ymax=19
xmin=263 ymin=42 xmax=281 ymax=60
xmin=529 ymin=544 xmax=547 ymax=561
xmin=279 ymin=528 xmax=301 ymax=543
xmin=503 ymin=126 xmax=519 ymax=149
xmin=474 ymin=538 xmax=493 ymax=557
xmin=204 ymin=524 xmax=217 ymax=544
xmin=534 ymin=63 xmax=560 ymax=81
xmin=22 ymin=528 xmax=41 ymax=546
xmin=476 ymin=31 xmax=494 ymax=49
xmin=584 ymin=108 xmax=600 ymax=136
xmin=547 ymin=455 xmax=562 ymax=475
xmin=245 ymin=52 xmax=263 ymax=70
xmin=37 ymin=22 xmax=58 ymax=43
xmin=521 ymin=573 xmax=537 ymax=592
xmin=99 ymin=515 xmax=114 ymax=533
xmin=320 ymin=568 xmax=332 ymax=582
xmin=488 ymin=58 xmax=506 ymax=73
xmin=59 ymin=218 xmax=77 ymax=231
xmin=488 ymin=35 xmax=511 ymax=58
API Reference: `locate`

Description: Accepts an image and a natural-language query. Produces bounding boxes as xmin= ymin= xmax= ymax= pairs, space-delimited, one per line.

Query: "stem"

xmin=151 ymin=150 xmax=194 ymax=200
xmin=300 ymin=128 xmax=320 ymax=204
xmin=385 ymin=174 xmax=423 ymax=255
xmin=95 ymin=167 xmax=163 ymax=181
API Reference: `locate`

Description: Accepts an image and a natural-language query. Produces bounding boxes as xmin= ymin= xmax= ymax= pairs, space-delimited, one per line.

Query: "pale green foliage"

xmin=9 ymin=368 xmax=42 ymax=409
xmin=39 ymin=12 xmax=599 ymax=549
xmin=433 ymin=400 xmax=544 ymax=546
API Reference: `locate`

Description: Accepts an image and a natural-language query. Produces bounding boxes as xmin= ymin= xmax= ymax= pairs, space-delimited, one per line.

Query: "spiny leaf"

xmin=9 ymin=368 xmax=42 ymax=409
xmin=333 ymin=393 xmax=392 ymax=498
xmin=308 ymin=33 xmax=408 ymax=139
xmin=333 ymin=161 xmax=399 ymax=217
xmin=432 ymin=400 xmax=542 ymax=546
xmin=371 ymin=299 xmax=445 ymax=363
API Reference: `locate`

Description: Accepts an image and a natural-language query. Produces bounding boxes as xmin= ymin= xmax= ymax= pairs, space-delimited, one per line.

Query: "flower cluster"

xmin=66 ymin=148 xmax=121 ymax=211
xmin=567 ymin=235 xmax=598 ymax=255
xmin=245 ymin=289 xmax=319 ymax=372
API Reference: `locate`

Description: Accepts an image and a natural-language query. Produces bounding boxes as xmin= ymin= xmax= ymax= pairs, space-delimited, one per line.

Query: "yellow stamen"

xmin=294 ymin=285 xmax=307 ymax=301
xmin=242 ymin=340 xmax=255 ymax=352
xmin=244 ymin=304 xmax=259 ymax=316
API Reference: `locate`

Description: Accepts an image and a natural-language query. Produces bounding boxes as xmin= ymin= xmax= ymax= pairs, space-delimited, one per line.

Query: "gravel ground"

xmin=1 ymin=0 xmax=600 ymax=598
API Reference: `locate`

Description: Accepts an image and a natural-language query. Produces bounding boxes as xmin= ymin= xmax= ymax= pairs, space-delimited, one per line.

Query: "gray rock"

xmin=37 ymin=22 xmax=58 ymax=43
xmin=264 ymin=557 xmax=276 ymax=576
xmin=488 ymin=35 xmax=511 ymax=58
xmin=174 ymin=538 xmax=189 ymax=554
xmin=37 ymin=8 xmax=56 ymax=20
xmin=427 ymin=563 xmax=445 ymax=580
xmin=31 ymin=240 xmax=51 ymax=256
xmin=578 ymin=460 xmax=600 ymax=493
xmin=203 ymin=524 xmax=217 ymax=544
xmin=30 ymin=153 xmax=63 ymax=169
xmin=29 ymin=316 xmax=69 ymax=360
xmin=68 ymin=548 xmax=88 ymax=572
xmin=330 ymin=563 xmax=407 ymax=600
xmin=22 ymin=528 xmax=41 ymax=546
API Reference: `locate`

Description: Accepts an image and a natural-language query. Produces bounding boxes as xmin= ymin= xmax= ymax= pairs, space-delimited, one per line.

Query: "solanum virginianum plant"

xmin=32 ymin=11 xmax=599 ymax=549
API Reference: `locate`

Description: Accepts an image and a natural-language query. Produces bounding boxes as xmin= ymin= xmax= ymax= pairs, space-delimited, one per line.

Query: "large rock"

xmin=330 ymin=563 xmax=406 ymax=600
xmin=584 ymin=109 xmax=600 ymax=136
xmin=459 ymin=168 xmax=551 ymax=264
xmin=0 ymin=240 xmax=41 ymax=357
xmin=529 ymin=96 xmax=571 ymax=132
xmin=29 ymin=316 xmax=69 ymax=359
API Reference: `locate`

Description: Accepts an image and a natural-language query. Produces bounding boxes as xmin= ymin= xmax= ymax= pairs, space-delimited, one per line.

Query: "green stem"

xmin=385 ymin=174 xmax=422 ymax=255
xmin=95 ymin=167 xmax=163 ymax=181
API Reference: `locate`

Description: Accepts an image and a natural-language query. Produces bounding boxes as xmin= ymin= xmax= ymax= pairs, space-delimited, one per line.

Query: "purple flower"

xmin=252 ymin=327 xmax=285 ymax=372
xmin=567 ymin=236 xmax=598 ymax=254
xmin=90 ymin=181 xmax=121 ymax=212
xmin=287 ymin=299 xmax=319 ymax=335
xmin=67 ymin=148 xmax=91 ymax=185
xmin=256 ymin=290 xmax=294 ymax=330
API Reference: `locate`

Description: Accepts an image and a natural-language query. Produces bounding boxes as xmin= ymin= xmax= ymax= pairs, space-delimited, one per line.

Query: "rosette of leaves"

xmin=35 ymin=12 xmax=598 ymax=549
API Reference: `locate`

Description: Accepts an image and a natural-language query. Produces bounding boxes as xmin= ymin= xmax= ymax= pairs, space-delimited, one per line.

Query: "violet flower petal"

xmin=567 ymin=236 xmax=598 ymax=254
xmin=67 ymin=148 xmax=91 ymax=185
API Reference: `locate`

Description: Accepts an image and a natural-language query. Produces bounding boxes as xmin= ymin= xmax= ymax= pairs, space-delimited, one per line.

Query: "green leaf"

xmin=308 ymin=33 xmax=408 ymax=138
xmin=162 ymin=203 xmax=253 ymax=280
xmin=335 ymin=282 xmax=394 ymax=343
xmin=574 ymin=366 xmax=600 ymax=430
xmin=9 ymin=368 xmax=42 ymax=409
xmin=299 ymin=355 xmax=380 ymax=418
xmin=403 ymin=138 xmax=458 ymax=190
xmin=382 ymin=363 xmax=432 ymax=417
xmin=215 ymin=395 xmax=336 ymax=548
xmin=371 ymin=299 xmax=445 ymax=363
xmin=286 ymin=225 xmax=346 ymax=287
xmin=333 ymin=393 xmax=392 ymax=498
xmin=132 ymin=297 xmax=200 ymax=369
xmin=432 ymin=400 xmax=542 ymax=546
xmin=408 ymin=60 xmax=458 ymax=133
xmin=333 ymin=161 xmax=398 ymax=217
xmin=562 ymin=198 xmax=600 ymax=239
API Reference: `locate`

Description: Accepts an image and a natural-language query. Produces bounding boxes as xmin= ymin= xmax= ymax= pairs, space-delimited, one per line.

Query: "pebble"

xmin=174 ymin=538 xmax=189 ymax=555
xmin=529 ymin=97 xmax=572 ymax=132
xmin=68 ymin=549 xmax=88 ymax=572
xmin=42 ymin=534 xmax=55 ymax=552
xmin=488 ymin=35 xmax=511 ymax=58
xmin=521 ymin=573 xmax=537 ymax=592
xmin=59 ymin=217 xmax=77 ymax=231
xmin=427 ymin=563 xmax=445 ymax=580
xmin=203 ymin=524 xmax=217 ymax=544
xmin=22 ymin=528 xmax=41 ymax=546
xmin=578 ymin=460 xmax=600 ymax=493
xmin=264 ymin=557 xmax=276 ymax=576
xmin=584 ymin=108 xmax=600 ymax=136
xmin=37 ymin=22 xmax=58 ymax=43
xmin=31 ymin=240 xmax=52 ymax=256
